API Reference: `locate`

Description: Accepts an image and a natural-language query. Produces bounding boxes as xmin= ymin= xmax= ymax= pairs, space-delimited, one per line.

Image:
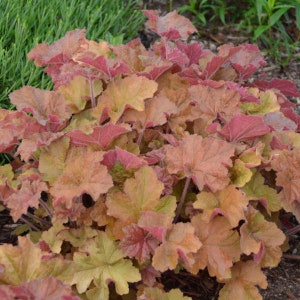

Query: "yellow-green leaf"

xmin=72 ymin=231 xmax=141 ymax=297
xmin=93 ymin=74 xmax=158 ymax=123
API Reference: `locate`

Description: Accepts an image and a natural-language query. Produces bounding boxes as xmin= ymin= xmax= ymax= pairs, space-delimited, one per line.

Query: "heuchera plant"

xmin=0 ymin=9 xmax=299 ymax=300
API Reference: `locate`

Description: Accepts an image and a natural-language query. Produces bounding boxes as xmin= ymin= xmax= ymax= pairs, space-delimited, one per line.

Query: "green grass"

xmin=0 ymin=0 xmax=145 ymax=109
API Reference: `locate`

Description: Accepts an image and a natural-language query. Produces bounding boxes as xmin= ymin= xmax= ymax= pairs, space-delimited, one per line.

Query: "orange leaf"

xmin=9 ymin=87 xmax=71 ymax=128
xmin=271 ymin=148 xmax=300 ymax=221
xmin=123 ymin=93 xmax=178 ymax=129
xmin=240 ymin=205 xmax=285 ymax=267
xmin=190 ymin=215 xmax=241 ymax=279
xmin=119 ymin=224 xmax=159 ymax=263
xmin=92 ymin=75 xmax=157 ymax=124
xmin=152 ymin=222 xmax=201 ymax=272
xmin=50 ymin=147 xmax=113 ymax=208
xmin=166 ymin=134 xmax=234 ymax=192
xmin=194 ymin=185 xmax=248 ymax=227
xmin=188 ymin=84 xmax=241 ymax=125
xmin=219 ymin=261 xmax=267 ymax=300
xmin=4 ymin=179 xmax=47 ymax=222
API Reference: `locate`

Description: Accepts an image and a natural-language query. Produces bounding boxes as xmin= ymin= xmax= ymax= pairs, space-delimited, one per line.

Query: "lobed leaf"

xmin=143 ymin=10 xmax=197 ymax=40
xmin=92 ymin=74 xmax=158 ymax=124
xmin=72 ymin=231 xmax=141 ymax=296
xmin=50 ymin=147 xmax=113 ymax=208
xmin=194 ymin=185 xmax=248 ymax=227
xmin=190 ymin=215 xmax=241 ymax=279
xmin=166 ymin=134 xmax=234 ymax=192
xmin=219 ymin=261 xmax=267 ymax=300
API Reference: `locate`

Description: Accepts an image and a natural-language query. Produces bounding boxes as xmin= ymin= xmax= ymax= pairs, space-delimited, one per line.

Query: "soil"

xmin=138 ymin=1 xmax=300 ymax=299
xmin=0 ymin=1 xmax=299 ymax=299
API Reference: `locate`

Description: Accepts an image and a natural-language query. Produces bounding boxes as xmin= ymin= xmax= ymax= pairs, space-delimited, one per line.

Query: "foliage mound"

xmin=0 ymin=9 xmax=299 ymax=300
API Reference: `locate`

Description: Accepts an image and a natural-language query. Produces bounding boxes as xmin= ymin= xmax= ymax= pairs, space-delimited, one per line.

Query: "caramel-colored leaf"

xmin=194 ymin=185 xmax=248 ymax=227
xmin=50 ymin=147 xmax=113 ymax=208
xmin=93 ymin=75 xmax=157 ymax=123
xmin=152 ymin=222 xmax=201 ymax=272
xmin=240 ymin=205 xmax=285 ymax=267
xmin=166 ymin=134 xmax=234 ymax=192
xmin=271 ymin=147 xmax=300 ymax=220
xmin=9 ymin=86 xmax=71 ymax=127
xmin=190 ymin=215 xmax=241 ymax=279
xmin=219 ymin=261 xmax=267 ymax=300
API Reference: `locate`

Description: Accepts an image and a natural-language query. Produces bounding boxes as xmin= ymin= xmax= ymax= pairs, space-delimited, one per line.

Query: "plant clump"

xmin=0 ymin=9 xmax=299 ymax=300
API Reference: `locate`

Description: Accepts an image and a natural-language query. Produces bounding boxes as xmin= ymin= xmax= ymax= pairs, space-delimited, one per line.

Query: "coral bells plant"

xmin=0 ymin=9 xmax=300 ymax=299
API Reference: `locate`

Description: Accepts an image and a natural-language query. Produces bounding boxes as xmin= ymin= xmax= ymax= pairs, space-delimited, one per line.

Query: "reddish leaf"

xmin=112 ymin=39 xmax=172 ymax=80
xmin=67 ymin=123 xmax=130 ymax=149
xmin=218 ymin=113 xmax=270 ymax=142
xmin=253 ymin=78 xmax=300 ymax=97
xmin=140 ymin=265 xmax=161 ymax=287
xmin=0 ymin=110 xmax=44 ymax=153
xmin=4 ymin=178 xmax=47 ymax=222
xmin=102 ymin=147 xmax=147 ymax=169
xmin=281 ymin=107 xmax=300 ymax=132
xmin=175 ymin=40 xmax=205 ymax=66
xmin=0 ymin=277 xmax=81 ymax=300
xmin=143 ymin=10 xmax=197 ymax=40
xmin=119 ymin=224 xmax=159 ymax=263
xmin=77 ymin=55 xmax=130 ymax=79
xmin=28 ymin=29 xmax=87 ymax=67
xmin=138 ymin=211 xmax=174 ymax=242
xmin=165 ymin=134 xmax=234 ymax=192
xmin=9 ymin=86 xmax=71 ymax=128
xmin=229 ymin=44 xmax=266 ymax=80
xmin=153 ymin=39 xmax=190 ymax=68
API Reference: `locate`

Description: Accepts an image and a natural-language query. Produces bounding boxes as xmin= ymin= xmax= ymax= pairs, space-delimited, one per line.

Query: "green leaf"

xmin=269 ymin=6 xmax=293 ymax=27
xmin=254 ymin=25 xmax=270 ymax=39
xmin=296 ymin=3 xmax=300 ymax=29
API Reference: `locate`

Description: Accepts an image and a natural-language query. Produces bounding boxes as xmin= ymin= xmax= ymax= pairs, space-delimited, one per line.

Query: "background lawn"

xmin=0 ymin=0 xmax=145 ymax=109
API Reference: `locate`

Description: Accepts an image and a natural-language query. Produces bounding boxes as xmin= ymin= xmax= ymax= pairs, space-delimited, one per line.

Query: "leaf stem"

xmin=88 ymin=76 xmax=96 ymax=108
xmin=174 ymin=177 xmax=191 ymax=223
xmin=26 ymin=212 xmax=51 ymax=227
xmin=39 ymin=198 xmax=53 ymax=218
xmin=285 ymin=224 xmax=300 ymax=236
xmin=20 ymin=216 xmax=40 ymax=231
xmin=137 ymin=127 xmax=145 ymax=147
